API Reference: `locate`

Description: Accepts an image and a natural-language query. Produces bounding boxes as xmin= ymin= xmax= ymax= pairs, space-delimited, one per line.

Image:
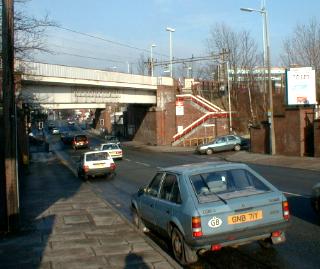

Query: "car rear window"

xmin=190 ymin=169 xmax=270 ymax=200
xmin=85 ymin=152 xmax=109 ymax=161
xmin=75 ymin=135 xmax=87 ymax=142
xmin=102 ymin=144 xmax=119 ymax=150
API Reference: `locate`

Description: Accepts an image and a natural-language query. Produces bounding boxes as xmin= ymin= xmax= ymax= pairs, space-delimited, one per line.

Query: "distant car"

xmin=61 ymin=132 xmax=74 ymax=144
xmin=104 ymin=135 xmax=121 ymax=146
xmin=131 ymin=162 xmax=290 ymax=265
xmin=311 ymin=183 xmax=320 ymax=214
xmin=196 ymin=135 xmax=246 ymax=155
xmin=72 ymin=134 xmax=89 ymax=150
xmin=77 ymin=150 xmax=116 ymax=180
xmin=51 ymin=127 xmax=60 ymax=135
xmin=48 ymin=122 xmax=55 ymax=131
xmin=98 ymin=143 xmax=123 ymax=160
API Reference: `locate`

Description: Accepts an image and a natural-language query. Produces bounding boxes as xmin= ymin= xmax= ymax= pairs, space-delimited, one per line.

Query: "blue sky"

xmin=25 ymin=0 xmax=320 ymax=73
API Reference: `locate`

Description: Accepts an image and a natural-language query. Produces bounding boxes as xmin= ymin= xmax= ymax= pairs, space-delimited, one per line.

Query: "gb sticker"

xmin=208 ymin=216 xmax=223 ymax=228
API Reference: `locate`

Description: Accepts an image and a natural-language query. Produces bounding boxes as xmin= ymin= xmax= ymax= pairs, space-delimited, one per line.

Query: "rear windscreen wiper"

xmin=199 ymin=175 xmax=227 ymax=205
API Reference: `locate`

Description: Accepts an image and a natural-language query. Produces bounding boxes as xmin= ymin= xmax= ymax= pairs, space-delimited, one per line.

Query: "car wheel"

xmin=234 ymin=144 xmax=241 ymax=151
xmin=206 ymin=148 xmax=213 ymax=155
xmin=258 ymin=238 xmax=273 ymax=249
xmin=83 ymin=174 xmax=88 ymax=181
xmin=132 ymin=208 xmax=148 ymax=232
xmin=171 ymin=227 xmax=198 ymax=265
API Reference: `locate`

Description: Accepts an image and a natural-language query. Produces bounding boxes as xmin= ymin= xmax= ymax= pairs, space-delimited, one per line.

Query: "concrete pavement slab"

xmin=0 ymin=150 xmax=180 ymax=269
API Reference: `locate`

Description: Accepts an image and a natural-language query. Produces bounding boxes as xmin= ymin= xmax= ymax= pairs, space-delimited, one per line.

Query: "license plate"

xmin=93 ymin=163 xmax=105 ymax=168
xmin=228 ymin=210 xmax=263 ymax=225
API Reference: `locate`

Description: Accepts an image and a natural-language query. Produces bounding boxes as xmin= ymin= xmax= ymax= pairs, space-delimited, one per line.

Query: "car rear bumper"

xmin=186 ymin=220 xmax=289 ymax=250
xmin=110 ymin=154 xmax=123 ymax=159
xmin=85 ymin=167 xmax=114 ymax=177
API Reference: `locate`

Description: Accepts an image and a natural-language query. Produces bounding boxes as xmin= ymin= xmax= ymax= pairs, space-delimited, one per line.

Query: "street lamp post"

xmin=226 ymin=60 xmax=232 ymax=133
xmin=240 ymin=1 xmax=276 ymax=155
xmin=166 ymin=27 xmax=175 ymax=78
xmin=150 ymin=44 xmax=156 ymax=77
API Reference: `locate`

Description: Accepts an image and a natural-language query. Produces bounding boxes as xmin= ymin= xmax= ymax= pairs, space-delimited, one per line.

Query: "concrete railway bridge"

xmin=18 ymin=61 xmax=230 ymax=146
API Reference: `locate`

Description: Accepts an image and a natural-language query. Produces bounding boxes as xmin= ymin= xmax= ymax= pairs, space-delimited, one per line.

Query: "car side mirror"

xmin=138 ymin=186 xmax=146 ymax=196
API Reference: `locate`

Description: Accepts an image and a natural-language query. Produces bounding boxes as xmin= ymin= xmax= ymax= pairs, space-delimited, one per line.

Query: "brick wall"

xmin=251 ymin=107 xmax=317 ymax=156
xmin=314 ymin=119 xmax=320 ymax=157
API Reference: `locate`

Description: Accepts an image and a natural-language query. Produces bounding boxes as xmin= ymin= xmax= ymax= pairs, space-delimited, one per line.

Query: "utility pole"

xmin=2 ymin=0 xmax=19 ymax=231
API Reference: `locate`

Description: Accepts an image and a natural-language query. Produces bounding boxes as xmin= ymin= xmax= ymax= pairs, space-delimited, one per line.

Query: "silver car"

xmin=196 ymin=135 xmax=244 ymax=155
xmin=131 ymin=162 xmax=289 ymax=265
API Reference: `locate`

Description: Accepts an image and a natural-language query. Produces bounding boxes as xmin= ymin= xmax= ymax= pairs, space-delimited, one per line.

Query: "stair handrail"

xmin=176 ymin=94 xmax=225 ymax=112
xmin=196 ymin=95 xmax=225 ymax=112
xmin=173 ymin=111 xmax=228 ymax=141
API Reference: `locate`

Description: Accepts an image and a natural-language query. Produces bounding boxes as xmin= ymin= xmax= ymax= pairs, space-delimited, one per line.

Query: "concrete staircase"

xmin=172 ymin=94 xmax=228 ymax=146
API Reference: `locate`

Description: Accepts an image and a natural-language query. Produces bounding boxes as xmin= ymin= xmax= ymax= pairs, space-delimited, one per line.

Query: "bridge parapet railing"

xmin=16 ymin=61 xmax=174 ymax=87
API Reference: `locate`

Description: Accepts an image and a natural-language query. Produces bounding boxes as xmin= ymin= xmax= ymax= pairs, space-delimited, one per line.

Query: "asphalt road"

xmin=49 ymin=123 xmax=320 ymax=269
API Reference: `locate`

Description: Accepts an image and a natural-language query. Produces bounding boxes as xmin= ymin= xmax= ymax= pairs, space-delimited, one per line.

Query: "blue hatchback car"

xmin=131 ymin=162 xmax=290 ymax=265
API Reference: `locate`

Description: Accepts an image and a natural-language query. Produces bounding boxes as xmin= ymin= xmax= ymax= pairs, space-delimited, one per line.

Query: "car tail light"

xmin=282 ymin=201 xmax=290 ymax=221
xmin=211 ymin=244 xmax=222 ymax=251
xmin=83 ymin=165 xmax=89 ymax=173
xmin=272 ymin=231 xmax=281 ymax=237
xmin=110 ymin=163 xmax=116 ymax=170
xmin=85 ymin=140 xmax=88 ymax=144
xmin=192 ymin=216 xmax=202 ymax=237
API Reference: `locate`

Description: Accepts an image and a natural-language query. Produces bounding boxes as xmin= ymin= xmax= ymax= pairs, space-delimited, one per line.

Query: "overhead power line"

xmin=54 ymin=51 xmax=128 ymax=64
xmin=54 ymin=25 xmax=169 ymax=58
xmin=150 ymin=53 xmax=227 ymax=67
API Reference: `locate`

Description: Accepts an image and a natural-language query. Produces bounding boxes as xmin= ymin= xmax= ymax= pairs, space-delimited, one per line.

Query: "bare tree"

xmin=205 ymin=23 xmax=261 ymax=130
xmin=135 ymin=53 xmax=148 ymax=75
xmin=281 ymin=18 xmax=320 ymax=69
xmin=1 ymin=0 xmax=56 ymax=59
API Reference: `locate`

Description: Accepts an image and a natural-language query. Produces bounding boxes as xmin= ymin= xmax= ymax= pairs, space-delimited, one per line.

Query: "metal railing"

xmin=173 ymin=111 xmax=228 ymax=142
xmin=176 ymin=94 xmax=225 ymax=112
xmin=16 ymin=60 xmax=174 ymax=87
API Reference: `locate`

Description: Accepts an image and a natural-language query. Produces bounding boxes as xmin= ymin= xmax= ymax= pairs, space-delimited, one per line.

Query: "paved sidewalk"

xmin=0 ymin=152 xmax=179 ymax=269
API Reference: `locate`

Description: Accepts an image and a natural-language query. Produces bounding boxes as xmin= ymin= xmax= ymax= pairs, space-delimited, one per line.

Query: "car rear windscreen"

xmin=190 ymin=169 xmax=270 ymax=198
xmin=75 ymin=135 xmax=87 ymax=142
xmin=86 ymin=152 xmax=109 ymax=161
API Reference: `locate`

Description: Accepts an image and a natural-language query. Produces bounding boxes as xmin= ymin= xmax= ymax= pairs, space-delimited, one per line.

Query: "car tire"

xmin=83 ymin=174 xmax=88 ymax=181
xmin=206 ymin=148 xmax=213 ymax=155
xmin=258 ymin=238 xmax=273 ymax=249
xmin=132 ymin=208 xmax=148 ymax=232
xmin=234 ymin=144 xmax=241 ymax=151
xmin=171 ymin=227 xmax=198 ymax=265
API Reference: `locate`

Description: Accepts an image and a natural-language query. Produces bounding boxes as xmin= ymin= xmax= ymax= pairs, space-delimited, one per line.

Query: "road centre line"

xmin=283 ymin=191 xmax=309 ymax=198
xmin=135 ymin=161 xmax=150 ymax=167
xmin=124 ymin=158 xmax=131 ymax=162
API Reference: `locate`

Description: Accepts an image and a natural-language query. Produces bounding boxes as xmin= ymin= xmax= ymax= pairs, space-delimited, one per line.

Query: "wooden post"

xmin=2 ymin=0 xmax=19 ymax=231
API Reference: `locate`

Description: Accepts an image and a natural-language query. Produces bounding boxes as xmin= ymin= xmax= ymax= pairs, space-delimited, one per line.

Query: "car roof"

xmin=83 ymin=150 xmax=110 ymax=155
xmin=158 ymin=162 xmax=249 ymax=176
xmin=101 ymin=143 xmax=119 ymax=146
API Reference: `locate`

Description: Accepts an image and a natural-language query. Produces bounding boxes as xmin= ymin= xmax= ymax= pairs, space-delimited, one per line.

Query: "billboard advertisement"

xmin=286 ymin=67 xmax=316 ymax=105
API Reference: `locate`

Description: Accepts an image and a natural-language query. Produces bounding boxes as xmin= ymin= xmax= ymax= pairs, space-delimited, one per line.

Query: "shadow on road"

xmin=287 ymin=195 xmax=320 ymax=225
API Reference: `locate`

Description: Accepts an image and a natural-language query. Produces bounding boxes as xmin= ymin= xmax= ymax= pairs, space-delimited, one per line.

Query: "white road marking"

xmin=157 ymin=167 xmax=163 ymax=169
xmin=283 ymin=191 xmax=310 ymax=198
xmin=135 ymin=161 xmax=151 ymax=167
xmin=124 ymin=158 xmax=131 ymax=162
